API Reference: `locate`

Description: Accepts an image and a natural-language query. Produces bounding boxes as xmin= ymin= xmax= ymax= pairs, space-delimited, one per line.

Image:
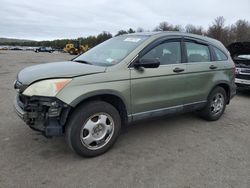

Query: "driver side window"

xmin=141 ymin=41 xmax=181 ymax=65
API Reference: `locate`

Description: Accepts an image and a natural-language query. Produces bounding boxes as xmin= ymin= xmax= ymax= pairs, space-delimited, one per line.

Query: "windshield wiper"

xmin=73 ymin=60 xmax=92 ymax=65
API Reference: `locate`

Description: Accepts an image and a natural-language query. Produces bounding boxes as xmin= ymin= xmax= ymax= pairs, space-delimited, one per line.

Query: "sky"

xmin=1 ymin=0 xmax=250 ymax=41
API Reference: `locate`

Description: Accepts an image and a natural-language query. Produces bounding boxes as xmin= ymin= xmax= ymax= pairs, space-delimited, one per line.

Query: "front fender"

xmin=56 ymin=79 xmax=131 ymax=114
xmin=71 ymin=89 xmax=129 ymax=108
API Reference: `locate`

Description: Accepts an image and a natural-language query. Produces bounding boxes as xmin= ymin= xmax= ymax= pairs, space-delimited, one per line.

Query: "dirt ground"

xmin=0 ymin=51 xmax=249 ymax=188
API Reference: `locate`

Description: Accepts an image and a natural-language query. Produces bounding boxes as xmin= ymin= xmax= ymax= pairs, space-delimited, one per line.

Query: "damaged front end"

xmin=14 ymin=81 xmax=71 ymax=137
xmin=228 ymin=42 xmax=250 ymax=89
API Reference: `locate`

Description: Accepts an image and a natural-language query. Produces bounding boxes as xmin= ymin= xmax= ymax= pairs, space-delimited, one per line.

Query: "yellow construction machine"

xmin=64 ymin=41 xmax=88 ymax=55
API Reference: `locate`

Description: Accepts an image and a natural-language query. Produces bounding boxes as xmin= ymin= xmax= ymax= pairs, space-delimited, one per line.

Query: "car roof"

xmin=125 ymin=31 xmax=226 ymax=52
xmin=126 ymin=31 xmax=211 ymax=40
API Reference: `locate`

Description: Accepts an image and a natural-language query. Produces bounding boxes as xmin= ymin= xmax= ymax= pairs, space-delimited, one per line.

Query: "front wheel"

xmin=65 ymin=101 xmax=121 ymax=157
xmin=199 ymin=87 xmax=227 ymax=121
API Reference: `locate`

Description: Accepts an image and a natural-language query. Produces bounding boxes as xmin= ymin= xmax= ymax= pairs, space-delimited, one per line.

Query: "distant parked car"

xmin=10 ymin=47 xmax=22 ymax=50
xmin=34 ymin=47 xmax=54 ymax=53
xmin=0 ymin=46 xmax=8 ymax=50
xmin=228 ymin=42 xmax=250 ymax=89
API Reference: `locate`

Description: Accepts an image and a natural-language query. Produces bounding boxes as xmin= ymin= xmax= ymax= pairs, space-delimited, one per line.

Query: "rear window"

xmin=212 ymin=47 xmax=228 ymax=61
xmin=185 ymin=42 xmax=211 ymax=62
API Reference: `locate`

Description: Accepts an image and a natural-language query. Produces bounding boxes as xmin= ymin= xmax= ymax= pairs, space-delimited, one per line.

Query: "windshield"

xmin=73 ymin=35 xmax=149 ymax=66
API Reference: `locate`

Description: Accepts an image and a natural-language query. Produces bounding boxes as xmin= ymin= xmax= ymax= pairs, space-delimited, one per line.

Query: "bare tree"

xmin=154 ymin=22 xmax=174 ymax=31
xmin=231 ymin=20 xmax=250 ymax=42
xmin=185 ymin=24 xmax=204 ymax=35
xmin=173 ymin=25 xmax=183 ymax=32
xmin=154 ymin=22 xmax=183 ymax=32
xmin=207 ymin=16 xmax=231 ymax=45
xmin=207 ymin=16 xmax=225 ymax=38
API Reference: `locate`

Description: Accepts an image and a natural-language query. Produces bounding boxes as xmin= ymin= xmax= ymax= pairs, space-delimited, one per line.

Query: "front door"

xmin=130 ymin=39 xmax=187 ymax=120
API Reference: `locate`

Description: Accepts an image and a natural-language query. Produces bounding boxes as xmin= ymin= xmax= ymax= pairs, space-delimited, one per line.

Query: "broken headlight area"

xmin=16 ymin=94 xmax=71 ymax=137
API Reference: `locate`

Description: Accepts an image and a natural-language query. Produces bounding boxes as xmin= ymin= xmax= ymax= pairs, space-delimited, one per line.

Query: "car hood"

xmin=227 ymin=42 xmax=250 ymax=68
xmin=17 ymin=61 xmax=106 ymax=85
xmin=227 ymin=42 xmax=250 ymax=57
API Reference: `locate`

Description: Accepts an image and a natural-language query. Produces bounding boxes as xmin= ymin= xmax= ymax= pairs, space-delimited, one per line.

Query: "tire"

xmin=69 ymin=49 xmax=75 ymax=55
xmin=199 ymin=87 xmax=227 ymax=121
xmin=65 ymin=101 xmax=121 ymax=157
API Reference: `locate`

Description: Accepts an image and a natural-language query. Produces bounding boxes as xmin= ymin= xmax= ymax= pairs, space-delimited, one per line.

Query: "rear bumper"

xmin=14 ymin=94 xmax=71 ymax=137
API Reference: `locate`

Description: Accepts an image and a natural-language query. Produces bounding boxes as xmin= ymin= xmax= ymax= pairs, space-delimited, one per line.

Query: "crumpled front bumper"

xmin=14 ymin=94 xmax=71 ymax=137
xmin=14 ymin=96 xmax=27 ymax=120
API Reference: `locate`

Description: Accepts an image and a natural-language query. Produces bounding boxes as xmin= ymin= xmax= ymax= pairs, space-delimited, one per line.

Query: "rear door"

xmin=182 ymin=38 xmax=225 ymax=105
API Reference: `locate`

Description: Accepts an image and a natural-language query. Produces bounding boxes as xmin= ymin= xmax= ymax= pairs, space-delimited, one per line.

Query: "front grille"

xmin=236 ymin=74 xmax=250 ymax=80
xmin=241 ymin=68 xmax=250 ymax=73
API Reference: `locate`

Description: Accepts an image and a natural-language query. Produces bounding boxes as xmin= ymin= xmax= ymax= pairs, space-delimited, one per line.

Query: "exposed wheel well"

xmin=72 ymin=94 xmax=128 ymax=127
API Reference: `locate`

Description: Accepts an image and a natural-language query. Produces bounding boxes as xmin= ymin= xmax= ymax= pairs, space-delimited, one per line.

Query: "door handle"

xmin=173 ymin=67 xmax=185 ymax=73
xmin=209 ymin=65 xmax=218 ymax=69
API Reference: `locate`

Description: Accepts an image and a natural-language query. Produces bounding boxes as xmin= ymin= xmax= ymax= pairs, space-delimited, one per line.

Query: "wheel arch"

xmin=69 ymin=91 xmax=130 ymax=127
xmin=209 ymin=82 xmax=231 ymax=104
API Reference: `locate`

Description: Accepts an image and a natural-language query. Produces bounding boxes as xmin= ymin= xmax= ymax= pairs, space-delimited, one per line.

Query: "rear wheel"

xmin=199 ymin=87 xmax=227 ymax=121
xmin=65 ymin=101 xmax=121 ymax=157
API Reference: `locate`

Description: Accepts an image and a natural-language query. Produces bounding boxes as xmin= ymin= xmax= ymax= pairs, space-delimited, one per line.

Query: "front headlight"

xmin=23 ymin=79 xmax=72 ymax=97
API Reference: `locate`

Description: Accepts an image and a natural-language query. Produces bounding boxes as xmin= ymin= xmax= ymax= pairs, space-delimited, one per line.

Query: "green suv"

xmin=14 ymin=32 xmax=236 ymax=157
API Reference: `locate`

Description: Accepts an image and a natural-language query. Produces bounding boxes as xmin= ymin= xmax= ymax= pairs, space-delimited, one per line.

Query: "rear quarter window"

xmin=212 ymin=46 xmax=228 ymax=61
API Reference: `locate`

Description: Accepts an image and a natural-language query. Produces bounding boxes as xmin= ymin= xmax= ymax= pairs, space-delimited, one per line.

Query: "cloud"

xmin=0 ymin=0 xmax=250 ymax=40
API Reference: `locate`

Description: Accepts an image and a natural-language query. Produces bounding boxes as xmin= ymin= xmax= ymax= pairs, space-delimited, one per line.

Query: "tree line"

xmin=1 ymin=16 xmax=250 ymax=49
xmin=151 ymin=16 xmax=250 ymax=46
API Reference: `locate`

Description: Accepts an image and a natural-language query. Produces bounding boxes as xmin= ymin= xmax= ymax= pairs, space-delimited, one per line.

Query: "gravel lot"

xmin=0 ymin=51 xmax=249 ymax=188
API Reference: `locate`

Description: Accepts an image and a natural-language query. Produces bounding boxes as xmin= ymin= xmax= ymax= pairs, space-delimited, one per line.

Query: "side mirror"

xmin=134 ymin=58 xmax=160 ymax=69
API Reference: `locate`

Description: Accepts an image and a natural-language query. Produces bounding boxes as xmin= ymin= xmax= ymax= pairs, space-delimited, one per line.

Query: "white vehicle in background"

xmin=228 ymin=42 xmax=250 ymax=89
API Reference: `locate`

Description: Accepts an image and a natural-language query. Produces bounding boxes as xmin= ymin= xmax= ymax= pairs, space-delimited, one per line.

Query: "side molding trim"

xmin=128 ymin=100 xmax=207 ymax=122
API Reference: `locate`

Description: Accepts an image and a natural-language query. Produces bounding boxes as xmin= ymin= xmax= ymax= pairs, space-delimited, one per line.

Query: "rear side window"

xmin=212 ymin=47 xmax=228 ymax=61
xmin=185 ymin=42 xmax=211 ymax=62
